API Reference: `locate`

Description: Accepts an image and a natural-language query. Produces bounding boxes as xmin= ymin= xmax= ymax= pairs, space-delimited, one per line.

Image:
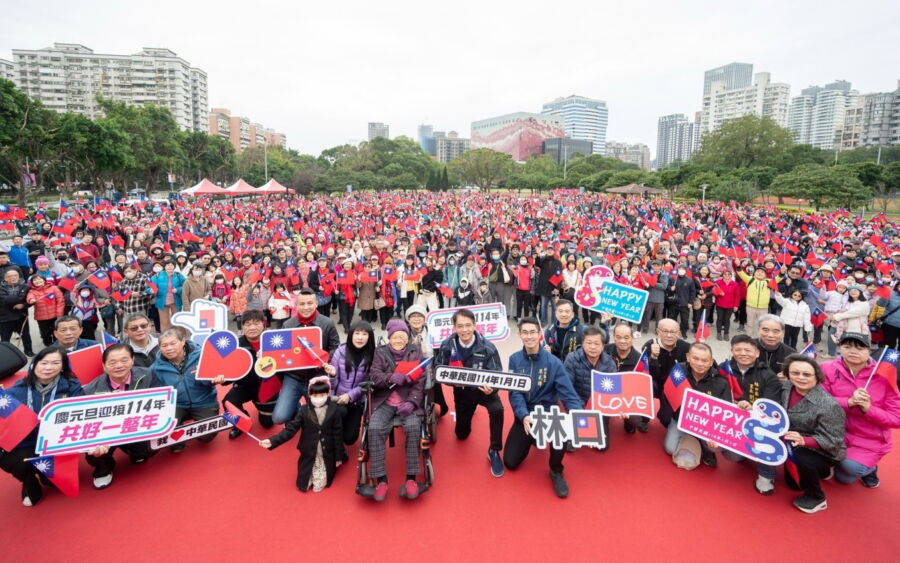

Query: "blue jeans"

xmin=721 ymin=449 xmax=777 ymax=479
xmin=835 ymin=458 xmax=875 ymax=483
xmin=271 ymin=376 xmax=308 ymax=424
xmin=539 ymin=295 xmax=556 ymax=326
xmin=826 ymin=325 xmax=838 ymax=356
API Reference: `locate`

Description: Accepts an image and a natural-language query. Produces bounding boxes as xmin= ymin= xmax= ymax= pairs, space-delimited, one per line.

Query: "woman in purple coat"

xmin=328 ymin=321 xmax=375 ymax=445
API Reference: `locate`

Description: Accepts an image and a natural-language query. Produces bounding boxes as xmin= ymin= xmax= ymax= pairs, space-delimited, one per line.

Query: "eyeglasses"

xmin=788 ymin=371 xmax=815 ymax=378
xmin=127 ymin=323 xmax=150 ymax=330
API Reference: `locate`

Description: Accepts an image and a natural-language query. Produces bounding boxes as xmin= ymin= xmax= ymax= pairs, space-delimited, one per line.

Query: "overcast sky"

xmin=3 ymin=0 xmax=899 ymax=159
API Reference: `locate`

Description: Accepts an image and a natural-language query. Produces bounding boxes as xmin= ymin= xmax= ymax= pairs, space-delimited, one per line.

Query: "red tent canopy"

xmin=224 ymin=178 xmax=258 ymax=195
xmin=256 ymin=178 xmax=295 ymax=194
xmin=182 ymin=179 xmax=226 ymax=196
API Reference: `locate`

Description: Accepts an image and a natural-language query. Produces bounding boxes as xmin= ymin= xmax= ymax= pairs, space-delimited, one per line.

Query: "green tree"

xmin=50 ymin=112 xmax=132 ymax=196
xmin=0 ymin=79 xmax=57 ymax=205
xmin=839 ymin=161 xmax=885 ymax=188
xmin=440 ymin=166 xmax=450 ymax=191
xmin=602 ymin=169 xmax=658 ymax=190
xmin=693 ymin=115 xmax=794 ymax=169
xmin=884 ymin=162 xmax=900 ymax=190
xmin=709 ymin=179 xmax=758 ymax=203
xmin=770 ymin=165 xmax=871 ymax=210
xmin=448 ymin=148 xmax=513 ymax=191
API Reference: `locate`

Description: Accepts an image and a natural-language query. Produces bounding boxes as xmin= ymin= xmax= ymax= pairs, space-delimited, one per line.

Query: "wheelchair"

xmin=355 ymin=372 xmax=436 ymax=499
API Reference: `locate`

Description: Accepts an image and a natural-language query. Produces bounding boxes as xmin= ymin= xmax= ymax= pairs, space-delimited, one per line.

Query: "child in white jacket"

xmin=773 ymin=288 xmax=813 ymax=349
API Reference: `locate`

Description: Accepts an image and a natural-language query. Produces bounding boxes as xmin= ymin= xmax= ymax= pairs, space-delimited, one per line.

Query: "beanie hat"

xmin=35 ymin=256 xmax=50 ymax=266
xmin=386 ymin=318 xmax=409 ymax=338
xmin=404 ymin=304 xmax=427 ymax=321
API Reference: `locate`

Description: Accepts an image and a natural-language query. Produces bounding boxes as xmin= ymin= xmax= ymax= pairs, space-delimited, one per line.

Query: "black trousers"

xmin=337 ymin=302 xmax=354 ymax=331
xmin=783 ymin=325 xmax=801 ymax=349
xmin=338 ymin=402 xmax=365 ymax=445
xmin=377 ymin=306 xmax=392 ymax=329
xmin=515 ymin=289 xmax=531 ymax=318
xmin=503 ymin=419 xmax=564 ymax=473
xmin=715 ymin=306 xmax=733 ymax=335
xmin=84 ymin=441 xmax=152 ymax=477
xmin=0 ymin=318 xmax=32 ymax=354
xmin=223 ymin=381 xmax=276 ymax=428
xmin=37 ymin=318 xmax=56 ymax=346
xmin=676 ymin=305 xmax=691 ymax=335
xmin=0 ymin=446 xmax=40 ymax=495
xmin=453 ymin=386 xmax=504 ymax=451
xmin=786 ymin=447 xmax=834 ymax=500
xmin=882 ymin=323 xmax=900 ymax=350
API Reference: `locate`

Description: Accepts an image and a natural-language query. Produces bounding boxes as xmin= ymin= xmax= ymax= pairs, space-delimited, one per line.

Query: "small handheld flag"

xmin=695 ymin=309 xmax=710 ymax=341
xmin=223 ymin=401 xmax=262 ymax=441
xmin=0 ymin=388 xmax=40 ymax=450
xmin=663 ymin=364 xmax=689 ymax=412
xmin=28 ymin=454 xmax=79 ymax=498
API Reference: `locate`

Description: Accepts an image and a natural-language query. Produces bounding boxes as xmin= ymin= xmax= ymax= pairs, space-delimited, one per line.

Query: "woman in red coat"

xmin=713 ymin=269 xmax=741 ymax=340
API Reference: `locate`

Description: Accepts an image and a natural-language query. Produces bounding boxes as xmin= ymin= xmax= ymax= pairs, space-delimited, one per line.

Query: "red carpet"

xmin=2 ymin=386 xmax=899 ymax=562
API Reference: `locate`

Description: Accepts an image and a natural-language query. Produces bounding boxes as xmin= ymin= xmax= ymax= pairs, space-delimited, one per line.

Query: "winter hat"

xmin=404 ymin=304 xmax=427 ymax=321
xmin=35 ymin=256 xmax=49 ymax=266
xmin=308 ymin=375 xmax=331 ymax=392
xmin=386 ymin=318 xmax=409 ymax=338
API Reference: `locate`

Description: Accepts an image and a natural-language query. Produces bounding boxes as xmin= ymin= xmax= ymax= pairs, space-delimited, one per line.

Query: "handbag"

xmin=374 ymin=297 xmax=386 ymax=309
xmin=692 ymin=298 xmax=702 ymax=310
xmin=874 ymin=302 xmax=900 ymax=328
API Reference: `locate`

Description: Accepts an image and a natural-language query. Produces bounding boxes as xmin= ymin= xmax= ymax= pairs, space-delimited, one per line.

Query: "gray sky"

xmin=3 ymin=0 xmax=899 ymax=159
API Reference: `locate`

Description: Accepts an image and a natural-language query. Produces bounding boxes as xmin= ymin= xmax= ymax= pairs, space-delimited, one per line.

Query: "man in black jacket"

xmin=671 ymin=267 xmax=698 ymax=335
xmin=434 ymin=309 xmax=505 ymax=478
xmin=643 ymin=318 xmax=690 ymax=427
xmin=273 ymin=289 xmax=341 ymax=424
xmin=720 ymin=334 xmax=782 ymax=494
xmin=661 ymin=342 xmax=731 ymax=467
xmin=607 ymin=322 xmax=649 ymax=433
xmin=535 ymin=250 xmax=563 ymax=326
xmin=222 ymin=310 xmax=279 ymax=437
xmin=543 ymin=299 xmax=583 ymax=362
xmin=755 ymin=314 xmax=795 ymax=377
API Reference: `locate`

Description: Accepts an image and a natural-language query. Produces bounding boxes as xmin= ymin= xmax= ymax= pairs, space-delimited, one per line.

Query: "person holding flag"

xmin=505 ymin=317 xmax=583 ymax=498
xmin=605 ymin=322 xmax=651 ymax=434
xmin=221 ymin=311 xmax=279 ymax=438
xmin=718 ymin=335 xmax=782 ymax=494
xmin=661 ymin=342 xmax=732 ymax=468
xmin=821 ymin=334 xmax=900 ymax=489
xmin=366 ymin=319 xmax=427 ymax=501
xmin=435 ymin=309 xmax=505 ymax=477
xmin=26 ymin=274 xmax=65 ymax=347
xmin=273 ymin=288 xmax=341 ymax=424
xmin=0 ymin=346 xmax=83 ymax=506
xmin=780 ymin=354 xmax=846 ymax=514
xmin=643 ymin=319 xmax=690 ymax=427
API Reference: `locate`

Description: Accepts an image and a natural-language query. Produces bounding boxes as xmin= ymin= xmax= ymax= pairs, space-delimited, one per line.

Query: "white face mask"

xmin=125 ymin=272 xmax=137 ymax=279
xmin=192 ymin=269 xmax=203 ymax=277
xmin=80 ymin=290 xmax=91 ymax=298
xmin=310 ymin=396 xmax=327 ymax=408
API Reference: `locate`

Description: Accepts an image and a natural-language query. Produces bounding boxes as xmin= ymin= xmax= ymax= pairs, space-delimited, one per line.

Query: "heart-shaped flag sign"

xmin=196 ymin=330 xmax=253 ymax=381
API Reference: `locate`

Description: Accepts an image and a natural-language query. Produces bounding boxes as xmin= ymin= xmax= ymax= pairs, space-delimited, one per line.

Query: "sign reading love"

xmin=196 ymin=330 xmax=253 ymax=381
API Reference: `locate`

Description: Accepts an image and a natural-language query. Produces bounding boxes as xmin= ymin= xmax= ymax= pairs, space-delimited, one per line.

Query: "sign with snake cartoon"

xmin=676 ymin=388 xmax=789 ymax=466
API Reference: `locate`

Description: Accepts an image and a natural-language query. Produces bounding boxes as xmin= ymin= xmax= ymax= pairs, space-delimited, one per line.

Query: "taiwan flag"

xmin=102 ymin=332 xmax=120 ymax=349
xmin=110 ymin=288 xmax=132 ymax=302
xmin=784 ymin=443 xmax=801 ymax=484
xmin=30 ymin=454 xmax=79 ymax=498
xmin=0 ymin=388 xmax=40 ymax=450
xmin=68 ymin=344 xmax=105 ymax=384
xmin=105 ymin=265 xmax=124 ymax=283
xmin=570 ymin=411 xmax=605 ymax=448
xmin=57 ymin=271 xmax=78 ymax=292
xmin=869 ymin=348 xmax=899 ymax=393
xmin=336 ymin=270 xmax=356 ymax=286
xmin=549 ymin=268 xmax=563 ymax=287
xmin=799 ymin=342 xmax=817 ymax=360
xmin=259 ymin=327 xmax=324 ymax=372
xmin=634 ymin=349 xmax=650 ymax=373
xmin=663 ymin=364 xmax=689 ymax=412
xmin=358 ymin=270 xmax=379 ymax=283
xmin=448 ymin=346 xmax=463 ymax=368
xmin=695 ymin=309 xmax=710 ymax=341
xmin=591 ymin=371 xmax=655 ymax=417
xmin=223 ymin=401 xmax=253 ymax=433
xmin=87 ymin=270 xmax=111 ymax=292
xmin=395 ymin=357 xmax=433 ymax=381
xmin=811 ymin=308 xmax=826 ymax=329
xmin=717 ymin=360 xmax=744 ymax=401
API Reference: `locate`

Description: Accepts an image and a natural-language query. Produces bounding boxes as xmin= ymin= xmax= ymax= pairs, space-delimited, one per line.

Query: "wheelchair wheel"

xmin=429 ymin=412 xmax=438 ymax=445
xmin=425 ymin=457 xmax=435 ymax=485
xmin=357 ymin=457 xmax=368 ymax=486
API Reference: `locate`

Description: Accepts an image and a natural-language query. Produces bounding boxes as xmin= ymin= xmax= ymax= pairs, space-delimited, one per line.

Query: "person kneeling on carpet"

xmin=366 ymin=319 xmax=426 ymax=502
xmin=505 ymin=317 xmax=583 ymax=498
xmin=259 ymin=376 xmax=346 ymax=492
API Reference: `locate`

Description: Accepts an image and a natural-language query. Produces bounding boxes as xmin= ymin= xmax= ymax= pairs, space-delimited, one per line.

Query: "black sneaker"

xmin=636 ymin=419 xmax=650 ymax=433
xmin=701 ymin=450 xmax=718 ymax=468
xmin=488 ymin=449 xmax=504 ymax=478
xmin=793 ymin=494 xmax=827 ymax=514
xmin=549 ymin=471 xmax=569 ymax=498
xmin=861 ymin=469 xmax=880 ymax=488
xmin=229 ymin=427 xmax=242 ymax=440
xmin=171 ymin=443 xmax=186 ymax=453
xmin=623 ymin=420 xmax=637 ymax=434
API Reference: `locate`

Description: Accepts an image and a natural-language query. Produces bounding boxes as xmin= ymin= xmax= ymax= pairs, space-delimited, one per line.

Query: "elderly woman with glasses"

xmin=779 ymin=353 xmax=845 ymax=514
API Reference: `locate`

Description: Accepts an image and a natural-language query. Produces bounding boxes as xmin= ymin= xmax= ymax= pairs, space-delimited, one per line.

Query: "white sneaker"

xmin=22 ymin=496 xmax=33 ymax=507
xmin=93 ymin=473 xmax=113 ymax=490
xmin=755 ymin=475 xmax=775 ymax=495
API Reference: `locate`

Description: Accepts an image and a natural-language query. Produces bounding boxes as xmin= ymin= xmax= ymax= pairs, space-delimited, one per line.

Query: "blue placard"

xmin=579 ymin=279 xmax=648 ymax=323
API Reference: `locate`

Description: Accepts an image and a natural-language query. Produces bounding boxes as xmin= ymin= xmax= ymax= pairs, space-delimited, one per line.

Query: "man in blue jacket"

xmin=505 ymin=317 xmax=583 ymax=498
xmin=151 ymin=327 xmax=225 ymax=453
xmin=563 ymin=326 xmax=617 ymax=451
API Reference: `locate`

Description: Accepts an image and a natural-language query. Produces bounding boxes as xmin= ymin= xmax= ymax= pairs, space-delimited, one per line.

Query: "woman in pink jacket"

xmin=821 ymin=332 xmax=900 ymax=488
xmin=712 ymin=269 xmax=741 ymax=340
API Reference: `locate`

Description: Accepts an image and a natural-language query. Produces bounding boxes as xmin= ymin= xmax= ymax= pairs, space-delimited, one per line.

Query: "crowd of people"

xmin=0 ymin=190 xmax=899 ymax=513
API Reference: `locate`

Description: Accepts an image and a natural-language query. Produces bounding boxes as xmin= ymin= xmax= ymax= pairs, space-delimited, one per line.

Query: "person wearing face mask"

xmin=671 ymin=266 xmax=698 ymax=336
xmin=26 ymin=273 xmax=65 ymax=347
xmin=459 ymin=254 xmax=483 ymax=290
xmin=487 ymin=247 xmax=514 ymax=316
xmin=259 ymin=376 xmax=346 ymax=493
xmin=513 ymin=255 xmax=534 ymax=321
xmin=71 ymin=284 xmax=101 ymax=342
xmin=117 ymin=265 xmax=154 ymax=328
xmin=442 ymin=254 xmax=461 ymax=307
xmin=150 ymin=262 xmax=185 ymax=331
xmin=454 ymin=277 xmax=475 ymax=306
xmin=181 ymin=259 xmax=210 ymax=312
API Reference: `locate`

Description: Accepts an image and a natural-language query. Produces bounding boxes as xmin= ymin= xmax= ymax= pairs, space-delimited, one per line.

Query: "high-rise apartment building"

xmin=0 ymin=59 xmax=14 ymax=81
xmin=11 ymin=43 xmax=208 ymax=131
xmin=787 ymin=81 xmax=856 ymax=149
xmin=656 ymin=114 xmax=700 ymax=169
xmin=368 ymin=122 xmax=389 ymax=140
xmin=436 ymin=131 xmax=470 ymax=163
xmin=606 ymin=141 xmax=652 ymax=170
xmin=541 ymin=95 xmax=608 ymax=155
xmin=208 ymin=107 xmax=286 ymax=153
xmin=417 ymin=124 xmax=434 ymax=155
xmin=838 ymin=80 xmax=900 ymax=150
xmin=471 ymin=112 xmax=565 ymax=161
xmin=700 ymin=71 xmax=790 ymax=134
xmin=703 ymin=63 xmax=753 ymax=97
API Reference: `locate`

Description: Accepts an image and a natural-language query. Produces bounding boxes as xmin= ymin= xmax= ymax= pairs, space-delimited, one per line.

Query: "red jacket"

xmin=26 ymin=284 xmax=65 ymax=321
xmin=713 ymin=279 xmax=741 ymax=309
